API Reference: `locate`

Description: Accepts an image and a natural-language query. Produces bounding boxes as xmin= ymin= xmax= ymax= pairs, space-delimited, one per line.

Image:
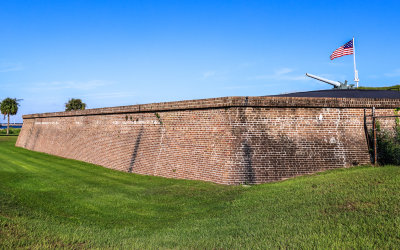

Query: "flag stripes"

xmin=330 ymin=40 xmax=354 ymax=60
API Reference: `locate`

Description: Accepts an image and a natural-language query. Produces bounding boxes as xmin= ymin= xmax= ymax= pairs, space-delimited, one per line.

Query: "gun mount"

xmin=306 ymin=73 xmax=355 ymax=89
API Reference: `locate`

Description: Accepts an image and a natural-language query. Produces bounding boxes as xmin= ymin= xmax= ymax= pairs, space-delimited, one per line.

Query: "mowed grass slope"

xmin=1 ymin=136 xmax=400 ymax=248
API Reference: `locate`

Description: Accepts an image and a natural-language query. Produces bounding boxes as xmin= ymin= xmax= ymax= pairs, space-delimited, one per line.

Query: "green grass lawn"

xmin=1 ymin=136 xmax=400 ymax=248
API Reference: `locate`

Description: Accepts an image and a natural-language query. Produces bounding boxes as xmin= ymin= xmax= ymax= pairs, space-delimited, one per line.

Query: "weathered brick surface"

xmin=16 ymin=96 xmax=400 ymax=185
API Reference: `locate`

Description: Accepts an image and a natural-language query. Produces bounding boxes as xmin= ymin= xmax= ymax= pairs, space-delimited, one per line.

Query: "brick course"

xmin=16 ymin=96 xmax=400 ymax=185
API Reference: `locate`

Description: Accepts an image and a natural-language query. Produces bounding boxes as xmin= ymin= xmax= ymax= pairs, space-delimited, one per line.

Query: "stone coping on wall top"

xmin=23 ymin=96 xmax=400 ymax=119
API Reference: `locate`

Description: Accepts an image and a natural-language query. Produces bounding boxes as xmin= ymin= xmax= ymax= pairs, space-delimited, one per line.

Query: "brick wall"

xmin=16 ymin=96 xmax=400 ymax=185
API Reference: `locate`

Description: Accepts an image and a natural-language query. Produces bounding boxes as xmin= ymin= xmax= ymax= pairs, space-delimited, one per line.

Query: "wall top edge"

xmin=22 ymin=96 xmax=400 ymax=119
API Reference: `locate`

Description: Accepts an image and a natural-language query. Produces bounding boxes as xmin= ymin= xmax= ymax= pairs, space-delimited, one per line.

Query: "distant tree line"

xmin=0 ymin=97 xmax=87 ymax=135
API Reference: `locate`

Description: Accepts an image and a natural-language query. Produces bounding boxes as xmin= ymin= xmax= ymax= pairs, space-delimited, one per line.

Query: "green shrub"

xmin=370 ymin=119 xmax=400 ymax=165
xmin=0 ymin=128 xmax=21 ymax=135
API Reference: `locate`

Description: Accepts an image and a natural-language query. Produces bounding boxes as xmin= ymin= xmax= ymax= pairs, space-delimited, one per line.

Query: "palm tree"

xmin=65 ymin=98 xmax=86 ymax=111
xmin=0 ymin=98 xmax=21 ymax=135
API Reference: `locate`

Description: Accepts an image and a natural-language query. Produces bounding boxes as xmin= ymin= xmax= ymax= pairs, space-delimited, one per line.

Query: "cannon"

xmin=306 ymin=73 xmax=355 ymax=89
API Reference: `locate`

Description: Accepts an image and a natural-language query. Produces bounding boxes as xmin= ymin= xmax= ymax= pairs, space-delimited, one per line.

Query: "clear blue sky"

xmin=1 ymin=0 xmax=399 ymax=122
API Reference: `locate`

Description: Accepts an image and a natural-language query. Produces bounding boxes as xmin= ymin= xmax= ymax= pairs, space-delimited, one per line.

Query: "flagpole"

xmin=353 ymin=37 xmax=359 ymax=87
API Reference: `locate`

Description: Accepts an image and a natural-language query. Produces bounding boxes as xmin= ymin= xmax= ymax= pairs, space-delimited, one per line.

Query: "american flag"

xmin=330 ymin=39 xmax=354 ymax=60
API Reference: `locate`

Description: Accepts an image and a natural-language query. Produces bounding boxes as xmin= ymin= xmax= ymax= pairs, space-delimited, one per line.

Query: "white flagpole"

xmin=353 ymin=37 xmax=359 ymax=87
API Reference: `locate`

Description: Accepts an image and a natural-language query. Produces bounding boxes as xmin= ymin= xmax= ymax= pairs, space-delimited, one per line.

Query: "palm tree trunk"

xmin=7 ymin=113 xmax=9 ymax=135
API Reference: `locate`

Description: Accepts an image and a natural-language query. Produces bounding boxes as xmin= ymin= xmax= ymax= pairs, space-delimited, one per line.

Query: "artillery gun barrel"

xmin=305 ymin=73 xmax=341 ymax=88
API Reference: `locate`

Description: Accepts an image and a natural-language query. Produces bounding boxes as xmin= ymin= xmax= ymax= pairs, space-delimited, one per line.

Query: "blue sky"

xmin=1 ymin=0 xmax=400 ymax=122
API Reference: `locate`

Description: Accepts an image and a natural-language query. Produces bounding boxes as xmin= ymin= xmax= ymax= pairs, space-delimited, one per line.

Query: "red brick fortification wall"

xmin=16 ymin=97 xmax=400 ymax=185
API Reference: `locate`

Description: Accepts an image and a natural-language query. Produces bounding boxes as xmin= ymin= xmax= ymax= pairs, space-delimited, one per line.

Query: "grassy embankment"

xmin=1 ymin=136 xmax=400 ymax=248
xmin=357 ymin=85 xmax=400 ymax=91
